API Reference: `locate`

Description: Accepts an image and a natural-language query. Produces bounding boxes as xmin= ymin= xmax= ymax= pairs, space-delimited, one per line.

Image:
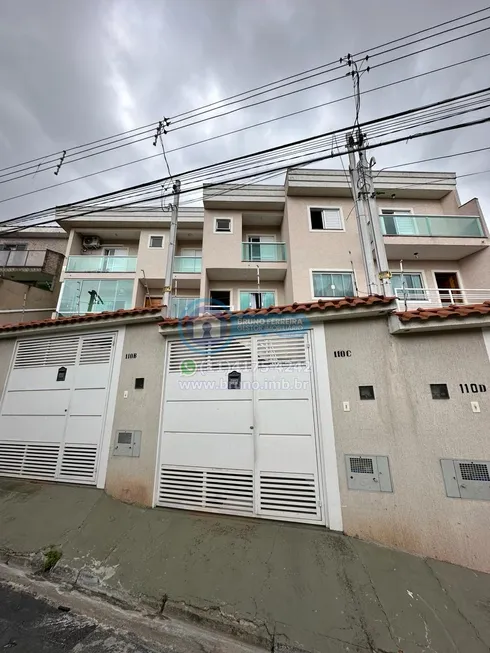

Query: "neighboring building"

xmin=0 ymin=226 xmax=67 ymax=324
xmin=53 ymin=168 xmax=490 ymax=318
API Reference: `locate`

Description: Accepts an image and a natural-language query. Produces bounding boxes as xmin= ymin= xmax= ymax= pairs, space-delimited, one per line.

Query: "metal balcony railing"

xmin=380 ymin=214 xmax=485 ymax=238
xmin=65 ymin=256 xmax=137 ymax=273
xmin=242 ymin=242 xmax=287 ymax=262
xmin=395 ymin=287 xmax=490 ymax=309
xmin=174 ymin=256 xmax=202 ymax=273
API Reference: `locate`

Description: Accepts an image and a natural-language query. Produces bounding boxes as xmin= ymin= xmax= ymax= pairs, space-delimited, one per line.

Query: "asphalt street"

xmin=0 ymin=582 xmax=158 ymax=653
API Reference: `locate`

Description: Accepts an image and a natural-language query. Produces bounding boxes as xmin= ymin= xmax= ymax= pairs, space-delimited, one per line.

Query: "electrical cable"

xmin=5 ymin=112 xmax=488 ymax=234
xmin=2 ymin=50 xmax=489 ymax=208
xmin=1 ymin=9 xmax=489 ymax=182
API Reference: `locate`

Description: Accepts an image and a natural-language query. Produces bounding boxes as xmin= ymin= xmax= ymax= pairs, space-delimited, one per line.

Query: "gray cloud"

xmin=0 ymin=0 xmax=489 ymax=221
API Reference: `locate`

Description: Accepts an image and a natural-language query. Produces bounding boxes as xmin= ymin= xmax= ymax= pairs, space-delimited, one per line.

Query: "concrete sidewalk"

xmin=1 ymin=478 xmax=490 ymax=653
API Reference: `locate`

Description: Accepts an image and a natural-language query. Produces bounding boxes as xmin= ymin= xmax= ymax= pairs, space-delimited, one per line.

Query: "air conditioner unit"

xmin=82 ymin=236 xmax=101 ymax=250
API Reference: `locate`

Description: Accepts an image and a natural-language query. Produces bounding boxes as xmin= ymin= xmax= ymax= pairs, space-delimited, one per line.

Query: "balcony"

xmin=170 ymin=297 xmax=200 ymax=318
xmin=174 ymin=256 xmax=202 ymax=273
xmin=394 ymin=287 xmax=490 ymax=310
xmin=242 ymin=242 xmax=286 ymax=262
xmin=66 ymin=256 xmax=137 ymax=273
xmin=0 ymin=249 xmax=64 ymax=285
xmin=381 ymin=214 xmax=488 ymax=260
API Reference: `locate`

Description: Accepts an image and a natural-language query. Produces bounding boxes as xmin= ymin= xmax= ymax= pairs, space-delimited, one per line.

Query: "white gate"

xmin=156 ymin=331 xmax=324 ymax=524
xmin=0 ymin=332 xmax=116 ymax=485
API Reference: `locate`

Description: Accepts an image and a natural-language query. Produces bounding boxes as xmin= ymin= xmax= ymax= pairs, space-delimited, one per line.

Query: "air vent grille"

xmin=168 ymin=338 xmax=252 ymax=373
xmin=459 ymin=462 xmax=490 ymax=482
xmin=259 ymin=473 xmax=319 ymax=518
xmin=158 ymin=466 xmax=254 ymax=513
xmin=349 ymin=457 xmax=374 ymax=475
xmin=256 ymin=335 xmax=308 ymax=368
xmin=14 ymin=337 xmax=79 ymax=369
xmin=0 ymin=442 xmax=59 ymax=478
xmin=79 ymin=335 xmax=114 ymax=365
xmin=59 ymin=445 xmax=98 ymax=480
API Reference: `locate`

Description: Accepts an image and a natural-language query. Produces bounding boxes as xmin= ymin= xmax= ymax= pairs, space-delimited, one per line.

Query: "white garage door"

xmin=0 ymin=332 xmax=116 ymax=485
xmin=156 ymin=331 xmax=324 ymax=524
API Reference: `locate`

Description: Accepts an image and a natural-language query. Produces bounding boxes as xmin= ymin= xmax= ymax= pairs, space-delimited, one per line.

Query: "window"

xmin=148 ymin=235 xmax=164 ymax=248
xmin=214 ymin=218 xmax=232 ymax=233
xmin=239 ymin=291 xmax=276 ymax=310
xmin=380 ymin=209 xmax=417 ymax=236
xmin=58 ymin=279 xmax=134 ymax=315
xmin=309 ymin=208 xmax=343 ymax=231
xmin=0 ymin=243 xmax=27 ymax=251
xmin=391 ymin=273 xmax=426 ymax=301
xmin=312 ymin=272 xmax=354 ymax=298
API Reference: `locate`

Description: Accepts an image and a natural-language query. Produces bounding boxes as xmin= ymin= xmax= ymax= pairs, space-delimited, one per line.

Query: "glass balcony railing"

xmin=242 ymin=242 xmax=287 ymax=262
xmin=174 ymin=256 xmax=202 ymax=273
xmin=170 ymin=297 xmax=200 ymax=318
xmin=380 ymin=214 xmax=485 ymax=238
xmin=66 ymin=256 xmax=137 ymax=273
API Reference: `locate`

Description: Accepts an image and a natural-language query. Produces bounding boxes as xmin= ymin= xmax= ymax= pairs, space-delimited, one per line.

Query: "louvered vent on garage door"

xmin=158 ymin=466 xmax=254 ymax=513
xmin=59 ymin=444 xmax=98 ymax=481
xmin=259 ymin=472 xmax=320 ymax=519
xmin=0 ymin=442 xmax=60 ymax=478
xmin=13 ymin=336 xmax=80 ymax=369
xmin=79 ymin=334 xmax=115 ymax=365
xmin=168 ymin=337 xmax=252 ymax=372
xmin=256 ymin=334 xmax=308 ymax=368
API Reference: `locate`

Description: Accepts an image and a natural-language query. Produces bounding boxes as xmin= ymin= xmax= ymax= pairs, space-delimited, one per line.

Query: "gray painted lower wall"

xmin=324 ymin=318 xmax=490 ymax=572
xmin=104 ymin=323 xmax=166 ymax=506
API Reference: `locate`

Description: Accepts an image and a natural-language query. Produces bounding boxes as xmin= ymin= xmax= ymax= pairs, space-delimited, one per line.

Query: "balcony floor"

xmin=206 ymin=265 xmax=286 ymax=281
xmin=384 ymin=236 xmax=488 ymax=261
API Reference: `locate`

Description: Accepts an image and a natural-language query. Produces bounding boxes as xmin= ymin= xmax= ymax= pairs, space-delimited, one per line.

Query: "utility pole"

xmin=162 ymin=179 xmax=181 ymax=317
xmin=342 ymin=54 xmax=393 ymax=296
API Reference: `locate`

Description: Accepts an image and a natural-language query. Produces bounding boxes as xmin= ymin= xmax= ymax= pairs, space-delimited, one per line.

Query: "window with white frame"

xmin=214 ymin=217 xmax=232 ymax=233
xmin=309 ymin=208 xmax=343 ymax=231
xmin=0 ymin=243 xmax=27 ymax=251
xmin=391 ymin=272 xmax=426 ymax=300
xmin=312 ymin=271 xmax=354 ymax=298
xmin=148 ymin=235 xmax=164 ymax=248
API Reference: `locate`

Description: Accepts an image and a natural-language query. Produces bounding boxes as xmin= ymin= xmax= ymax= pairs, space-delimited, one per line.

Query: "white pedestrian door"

xmin=0 ymin=332 xmax=116 ymax=484
xmin=157 ymin=331 xmax=323 ymax=524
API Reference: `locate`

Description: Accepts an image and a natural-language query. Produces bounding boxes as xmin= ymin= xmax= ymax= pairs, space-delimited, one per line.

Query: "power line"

xmin=1 ymin=9 xmax=489 ymax=185
xmin=5 ymin=110 xmax=489 ymax=236
xmin=2 ymin=50 xmax=489 ymax=208
xmin=4 ymin=84 xmax=490 ymax=229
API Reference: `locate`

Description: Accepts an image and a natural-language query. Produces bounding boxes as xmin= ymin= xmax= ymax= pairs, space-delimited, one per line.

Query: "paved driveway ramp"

xmin=1 ymin=478 xmax=489 ymax=653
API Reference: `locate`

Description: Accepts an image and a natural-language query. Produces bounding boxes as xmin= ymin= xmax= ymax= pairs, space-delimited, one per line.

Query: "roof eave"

xmin=389 ymin=313 xmax=490 ymax=334
xmin=158 ymin=303 xmax=395 ymax=336
xmin=0 ymin=313 xmax=162 ymax=339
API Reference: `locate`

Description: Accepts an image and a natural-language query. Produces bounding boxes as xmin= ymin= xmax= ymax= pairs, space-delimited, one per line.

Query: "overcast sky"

xmin=0 ymin=0 xmax=489 ymax=223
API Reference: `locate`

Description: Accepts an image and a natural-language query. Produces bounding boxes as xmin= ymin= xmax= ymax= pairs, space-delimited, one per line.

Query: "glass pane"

xmin=313 ymin=273 xmax=353 ymax=297
xmin=262 ymin=292 xmax=275 ymax=308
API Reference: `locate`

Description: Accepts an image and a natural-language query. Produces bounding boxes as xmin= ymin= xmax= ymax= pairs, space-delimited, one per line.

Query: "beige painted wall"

xmin=202 ymin=210 xmax=243 ymax=269
xmin=325 ymin=318 xmax=490 ymax=572
xmin=377 ymin=197 xmax=449 ymax=215
xmin=0 ymin=280 xmax=60 ymax=316
xmin=460 ymin=248 xmax=490 ymax=289
xmin=285 ymin=196 xmax=367 ymax=301
xmin=105 ymin=323 xmax=166 ymax=506
xmin=136 ymin=229 xmax=169 ymax=280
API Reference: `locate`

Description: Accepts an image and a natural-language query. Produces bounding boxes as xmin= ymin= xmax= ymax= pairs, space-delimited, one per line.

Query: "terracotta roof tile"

xmin=396 ymin=301 xmax=490 ymax=322
xmin=0 ymin=306 xmax=163 ymax=333
xmin=159 ymin=295 xmax=394 ymax=326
